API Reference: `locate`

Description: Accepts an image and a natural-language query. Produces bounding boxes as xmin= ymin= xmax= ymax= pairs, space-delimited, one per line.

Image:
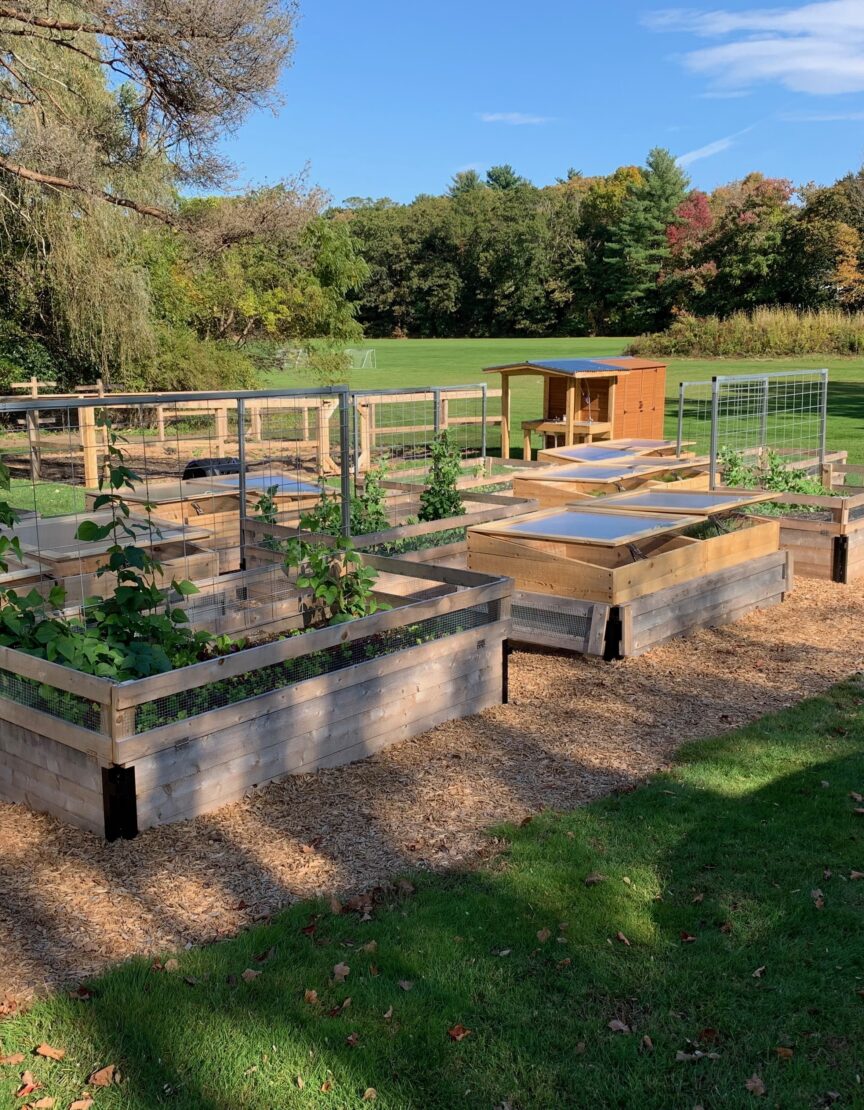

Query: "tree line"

xmin=336 ymin=150 xmax=864 ymax=339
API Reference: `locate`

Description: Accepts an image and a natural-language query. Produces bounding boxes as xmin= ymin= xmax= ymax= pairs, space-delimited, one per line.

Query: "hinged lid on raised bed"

xmin=581 ymin=489 xmax=775 ymax=516
xmin=541 ymin=438 xmax=693 ymax=462
xmin=200 ymin=473 xmax=323 ymax=495
xmin=13 ymin=511 xmax=213 ymax=561
xmin=472 ymin=506 xmax=703 ymax=547
xmin=511 ymin=459 xmax=695 ymax=483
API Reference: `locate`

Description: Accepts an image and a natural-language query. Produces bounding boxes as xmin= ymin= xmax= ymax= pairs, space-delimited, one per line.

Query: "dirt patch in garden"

xmin=1 ymin=575 xmax=863 ymax=1010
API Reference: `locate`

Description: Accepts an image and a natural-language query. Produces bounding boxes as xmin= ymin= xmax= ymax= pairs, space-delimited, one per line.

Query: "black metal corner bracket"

xmin=602 ymin=606 xmax=624 ymax=662
xmin=102 ymin=765 xmax=138 ymax=841
xmin=502 ymin=640 xmax=511 ymax=704
xmin=832 ymin=535 xmax=849 ymax=584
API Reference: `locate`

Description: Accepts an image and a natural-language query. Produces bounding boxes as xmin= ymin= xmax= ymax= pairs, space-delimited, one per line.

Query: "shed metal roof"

xmin=484 ymin=356 xmax=663 ymax=375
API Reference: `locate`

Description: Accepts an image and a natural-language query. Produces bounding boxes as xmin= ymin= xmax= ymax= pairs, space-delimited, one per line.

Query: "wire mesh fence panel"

xmin=676 ymin=370 xmax=828 ymax=488
xmin=350 ymin=385 xmax=488 ymax=481
xmin=0 ymin=387 xmax=352 ymax=648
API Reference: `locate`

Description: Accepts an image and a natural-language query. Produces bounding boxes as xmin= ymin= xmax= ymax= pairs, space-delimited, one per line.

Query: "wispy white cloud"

xmin=677 ymin=135 xmax=737 ymax=166
xmin=478 ymin=112 xmax=552 ymax=126
xmin=676 ymin=124 xmax=756 ymax=167
xmin=645 ymin=1 xmax=864 ymax=95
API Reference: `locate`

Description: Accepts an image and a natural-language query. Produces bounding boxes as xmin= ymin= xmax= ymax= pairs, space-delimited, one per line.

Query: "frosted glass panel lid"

xmin=209 ymin=474 xmax=322 ymax=494
xmin=527 ymin=461 xmax=660 ymax=481
xmin=500 ymin=508 xmax=701 ymax=545
xmin=589 ymin=489 xmax=773 ymax=515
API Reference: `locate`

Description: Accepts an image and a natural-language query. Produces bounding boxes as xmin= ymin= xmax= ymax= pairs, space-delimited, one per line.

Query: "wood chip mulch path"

xmin=2 ymin=576 xmax=862 ymax=1011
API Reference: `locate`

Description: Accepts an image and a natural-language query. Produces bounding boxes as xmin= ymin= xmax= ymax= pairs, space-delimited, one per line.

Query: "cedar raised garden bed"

xmin=244 ymin=490 xmax=539 ymax=567
xmin=466 ymin=507 xmax=789 ymax=658
xmin=735 ymin=481 xmax=864 ymax=584
xmin=510 ymin=460 xmax=709 ymax=507
xmin=0 ymin=555 xmax=511 ymax=838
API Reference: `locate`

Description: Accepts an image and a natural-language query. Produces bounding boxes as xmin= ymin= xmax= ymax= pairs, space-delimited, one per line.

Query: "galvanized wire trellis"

xmin=676 ymin=370 xmax=828 ymax=488
xmin=0 ymin=386 xmax=353 ymax=643
xmin=0 ymin=383 xmax=500 ymax=657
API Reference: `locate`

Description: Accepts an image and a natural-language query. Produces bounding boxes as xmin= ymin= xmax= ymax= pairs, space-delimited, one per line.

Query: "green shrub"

xmin=628 ymin=308 xmax=864 ymax=358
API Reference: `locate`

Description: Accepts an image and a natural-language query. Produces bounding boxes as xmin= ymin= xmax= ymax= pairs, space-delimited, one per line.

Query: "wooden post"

xmin=500 ymin=373 xmax=511 ymax=459
xmin=79 ymin=406 xmax=99 ymax=488
xmin=214 ymin=405 xmax=228 ymax=454
xmin=156 ymin=405 xmax=166 ymax=443
xmin=26 ymin=410 xmax=40 ymax=480
xmin=565 ymin=380 xmax=576 ymax=446
xmin=607 ymin=377 xmax=618 ymax=438
xmin=250 ymin=405 xmax=262 ymax=441
xmin=358 ymin=401 xmax=372 ymax=472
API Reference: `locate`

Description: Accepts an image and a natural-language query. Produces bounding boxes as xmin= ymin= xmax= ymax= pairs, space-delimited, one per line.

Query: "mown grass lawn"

xmin=2 ymin=680 xmax=864 ymax=1109
xmin=265 ymin=338 xmax=864 ymax=464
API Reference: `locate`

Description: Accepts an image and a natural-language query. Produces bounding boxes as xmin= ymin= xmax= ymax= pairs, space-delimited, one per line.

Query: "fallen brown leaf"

xmin=320 ymin=1080 xmax=333 ymax=1093
xmin=641 ymin=1035 xmax=654 ymax=1051
xmin=775 ymin=1046 xmax=794 ymax=1060
xmin=608 ymin=1019 xmax=630 ymax=1034
xmin=30 ymin=1098 xmax=56 ymax=1109
xmin=15 ymin=1072 xmax=41 ymax=1098
xmin=584 ymin=872 xmax=606 ymax=886
xmin=88 ymin=1064 xmax=117 ymax=1087
xmin=850 ymin=870 xmax=864 ymax=881
xmin=680 ymin=931 xmax=697 ymax=944
xmin=304 ymin=989 xmax=318 ymax=1004
xmin=345 ymin=1033 xmax=359 ymax=1047
xmin=362 ymin=1089 xmax=377 ymax=1102
xmin=746 ymin=1073 xmax=766 ymax=1096
xmin=615 ymin=931 xmax=631 ymax=947
xmin=691 ymin=892 xmax=704 ymax=904
xmin=448 ymin=1024 xmax=472 ymax=1042
xmin=296 ymin=1076 xmax=304 ymax=1089
xmin=333 ymin=963 xmax=350 ymax=983
xmin=254 ymin=946 xmax=276 ymax=964
xmin=811 ymin=889 xmax=825 ymax=909
xmin=163 ymin=958 xmax=179 ymax=973
xmin=361 ymin=941 xmax=378 ymax=954
xmin=34 ymin=1044 xmax=65 ymax=1062
xmin=676 ymin=1050 xmax=720 ymax=1062
xmin=397 ymin=879 xmax=416 ymax=896
xmin=0 ymin=1053 xmax=25 ymax=1065
xmin=536 ymin=928 xmax=551 ymax=943
xmin=241 ymin=969 xmax=261 ymax=983
xmin=752 ymin=965 xmax=766 ymax=978
xmin=329 ymin=897 xmax=342 ymax=915
xmin=398 ymin=980 xmax=414 ymax=992
xmin=383 ymin=1006 xmax=393 ymax=1021
xmin=850 ymin=792 xmax=863 ymax=803
xmin=69 ymin=1100 xmax=94 ymax=1110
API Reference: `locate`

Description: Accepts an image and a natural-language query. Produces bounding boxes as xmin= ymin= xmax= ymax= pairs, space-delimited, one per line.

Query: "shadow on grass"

xmin=4 ymin=680 xmax=863 ymax=1109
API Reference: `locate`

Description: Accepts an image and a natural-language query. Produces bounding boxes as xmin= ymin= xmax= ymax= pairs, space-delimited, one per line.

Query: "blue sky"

xmin=221 ymin=0 xmax=864 ymax=203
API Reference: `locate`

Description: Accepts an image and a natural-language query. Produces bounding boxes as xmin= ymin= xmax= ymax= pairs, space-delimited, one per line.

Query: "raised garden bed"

xmin=511 ymin=460 xmax=709 ymax=507
xmin=244 ymin=491 xmax=539 ymax=566
xmin=0 ymin=555 xmax=511 ymax=837
xmin=465 ymin=507 xmax=788 ymax=657
xmin=739 ymin=486 xmax=864 ymax=583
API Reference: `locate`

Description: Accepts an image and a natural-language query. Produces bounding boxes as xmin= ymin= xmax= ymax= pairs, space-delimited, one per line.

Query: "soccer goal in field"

xmin=344 ymin=347 xmax=377 ymax=369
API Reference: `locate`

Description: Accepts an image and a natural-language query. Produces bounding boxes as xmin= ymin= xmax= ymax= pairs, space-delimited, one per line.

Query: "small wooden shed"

xmin=485 ymin=357 xmax=667 ymax=459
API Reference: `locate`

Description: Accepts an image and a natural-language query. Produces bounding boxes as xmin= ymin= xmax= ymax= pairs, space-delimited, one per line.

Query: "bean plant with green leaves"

xmin=284 ymin=536 xmax=387 ymax=626
xmin=419 ymin=431 xmax=465 ymax=522
xmin=253 ymin=484 xmax=280 ymax=526
xmin=350 ymin=463 xmax=390 ymax=535
xmin=718 ymin=446 xmax=828 ymax=496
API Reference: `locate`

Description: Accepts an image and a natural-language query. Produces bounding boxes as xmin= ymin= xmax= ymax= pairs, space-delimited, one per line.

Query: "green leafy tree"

xmin=603 ymin=148 xmax=689 ymax=331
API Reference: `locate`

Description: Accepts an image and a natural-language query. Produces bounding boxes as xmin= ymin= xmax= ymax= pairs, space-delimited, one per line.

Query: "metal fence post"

xmin=480 ymin=383 xmax=488 ymax=460
xmin=237 ymin=397 xmax=247 ymax=571
xmin=708 ymin=376 xmax=720 ymax=490
xmin=676 ymin=381 xmax=685 ymax=457
xmin=818 ymin=368 xmax=828 ymax=471
xmin=432 ymin=388 xmax=441 ymax=437
xmin=760 ymin=376 xmax=769 ymax=455
xmin=338 ymin=388 xmax=352 ymax=538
